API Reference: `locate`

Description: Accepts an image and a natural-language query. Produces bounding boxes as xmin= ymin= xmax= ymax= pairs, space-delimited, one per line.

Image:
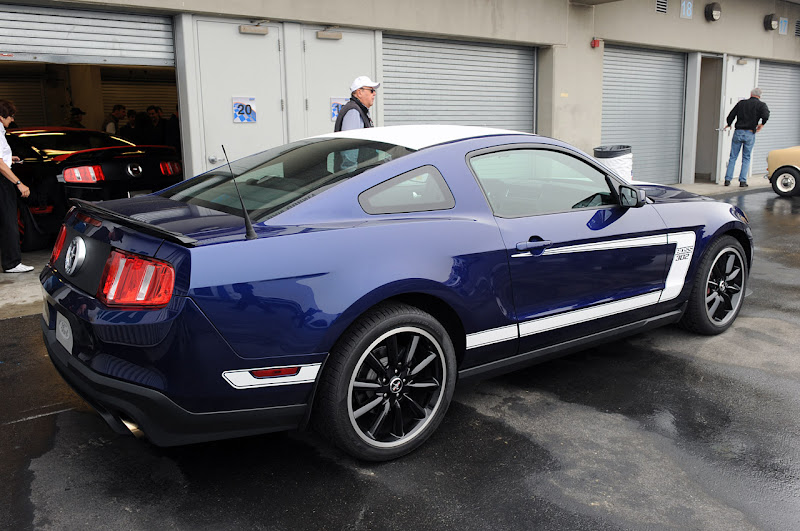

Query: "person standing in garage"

xmin=0 ymin=100 xmax=33 ymax=273
xmin=102 ymin=104 xmax=127 ymax=135
xmin=723 ymin=87 xmax=770 ymax=187
xmin=65 ymin=107 xmax=87 ymax=128
xmin=334 ymin=76 xmax=380 ymax=132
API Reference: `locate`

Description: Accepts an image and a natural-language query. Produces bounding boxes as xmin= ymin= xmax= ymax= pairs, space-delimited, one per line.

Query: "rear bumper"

xmin=42 ymin=319 xmax=307 ymax=446
xmin=65 ymin=177 xmax=182 ymax=201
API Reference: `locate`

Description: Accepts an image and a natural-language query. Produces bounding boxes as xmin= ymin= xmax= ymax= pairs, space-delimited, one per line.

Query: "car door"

xmin=468 ymin=145 xmax=672 ymax=355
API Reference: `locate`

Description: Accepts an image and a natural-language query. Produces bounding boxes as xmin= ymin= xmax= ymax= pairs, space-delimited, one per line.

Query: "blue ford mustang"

xmin=40 ymin=126 xmax=752 ymax=461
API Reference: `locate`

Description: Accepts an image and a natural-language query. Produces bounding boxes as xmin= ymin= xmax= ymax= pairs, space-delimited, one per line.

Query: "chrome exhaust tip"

xmin=121 ymin=418 xmax=144 ymax=439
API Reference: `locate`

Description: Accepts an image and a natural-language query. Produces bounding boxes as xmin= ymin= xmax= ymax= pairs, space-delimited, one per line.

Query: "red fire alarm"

xmin=590 ymin=38 xmax=601 ymax=48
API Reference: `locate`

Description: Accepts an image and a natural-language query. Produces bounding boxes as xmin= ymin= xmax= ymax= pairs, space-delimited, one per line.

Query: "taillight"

xmin=97 ymin=249 xmax=175 ymax=309
xmin=160 ymin=161 xmax=181 ymax=176
xmin=49 ymin=225 xmax=67 ymax=265
xmin=63 ymin=165 xmax=105 ymax=183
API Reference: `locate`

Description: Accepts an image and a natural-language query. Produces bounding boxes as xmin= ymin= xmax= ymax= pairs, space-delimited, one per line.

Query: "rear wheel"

xmin=771 ymin=167 xmax=799 ymax=197
xmin=315 ymin=303 xmax=456 ymax=461
xmin=680 ymin=236 xmax=747 ymax=335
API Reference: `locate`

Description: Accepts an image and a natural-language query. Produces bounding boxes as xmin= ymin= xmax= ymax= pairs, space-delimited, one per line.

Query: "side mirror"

xmin=619 ymin=185 xmax=646 ymax=208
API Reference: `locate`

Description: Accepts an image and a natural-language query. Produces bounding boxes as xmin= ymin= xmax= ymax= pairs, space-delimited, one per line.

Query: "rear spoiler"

xmin=70 ymin=198 xmax=198 ymax=247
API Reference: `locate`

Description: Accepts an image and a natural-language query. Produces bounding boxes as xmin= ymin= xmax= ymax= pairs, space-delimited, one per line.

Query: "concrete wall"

xmin=594 ymin=0 xmax=800 ymax=63
xmin=537 ymin=4 xmax=603 ymax=153
xmin=48 ymin=0 xmax=569 ymax=45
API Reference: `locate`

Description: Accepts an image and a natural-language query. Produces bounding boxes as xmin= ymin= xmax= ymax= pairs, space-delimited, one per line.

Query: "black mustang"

xmin=7 ymin=127 xmax=182 ymax=250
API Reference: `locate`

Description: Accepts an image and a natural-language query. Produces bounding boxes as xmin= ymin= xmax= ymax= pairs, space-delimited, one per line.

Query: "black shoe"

xmin=724 ymin=180 xmax=731 ymax=186
xmin=739 ymin=181 xmax=748 ymax=187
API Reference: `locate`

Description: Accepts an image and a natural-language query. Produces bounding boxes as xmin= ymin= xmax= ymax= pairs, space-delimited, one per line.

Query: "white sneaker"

xmin=4 ymin=263 xmax=34 ymax=273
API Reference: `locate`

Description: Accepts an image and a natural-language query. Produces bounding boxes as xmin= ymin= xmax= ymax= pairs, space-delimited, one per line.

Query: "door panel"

xmin=196 ymin=20 xmax=285 ymax=171
xmin=302 ymin=27 xmax=376 ymax=137
xmin=470 ymin=147 xmax=670 ymax=354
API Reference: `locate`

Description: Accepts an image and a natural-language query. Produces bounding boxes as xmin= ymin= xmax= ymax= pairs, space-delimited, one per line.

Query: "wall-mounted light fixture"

xmin=704 ymin=3 xmax=721 ymax=22
xmin=316 ymin=27 xmax=343 ymax=40
xmin=764 ymin=13 xmax=779 ymax=31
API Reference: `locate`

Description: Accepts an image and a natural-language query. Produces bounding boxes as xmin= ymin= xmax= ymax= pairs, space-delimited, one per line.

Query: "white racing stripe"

xmin=466 ymin=230 xmax=697 ymax=349
xmin=222 ymin=364 xmax=321 ymax=389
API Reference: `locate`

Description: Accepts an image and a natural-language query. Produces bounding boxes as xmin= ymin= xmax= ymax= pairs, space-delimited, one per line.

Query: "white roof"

xmin=315 ymin=124 xmax=532 ymax=150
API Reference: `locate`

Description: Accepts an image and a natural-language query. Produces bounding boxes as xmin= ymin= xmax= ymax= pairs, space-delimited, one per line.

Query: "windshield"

xmin=159 ymin=138 xmax=414 ymax=221
xmin=13 ymin=130 xmax=133 ymax=157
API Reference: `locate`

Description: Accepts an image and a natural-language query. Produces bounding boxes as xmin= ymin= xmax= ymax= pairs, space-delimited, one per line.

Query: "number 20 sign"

xmin=232 ymin=97 xmax=257 ymax=123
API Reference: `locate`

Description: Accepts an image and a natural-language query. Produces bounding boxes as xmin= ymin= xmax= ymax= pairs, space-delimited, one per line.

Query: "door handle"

xmin=516 ymin=240 xmax=552 ymax=252
xmin=208 ymin=155 xmax=219 ymax=163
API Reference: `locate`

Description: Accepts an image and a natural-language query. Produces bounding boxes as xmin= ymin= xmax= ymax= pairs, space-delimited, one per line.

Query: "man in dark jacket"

xmin=334 ymin=75 xmax=379 ymax=132
xmin=723 ymin=87 xmax=770 ymax=187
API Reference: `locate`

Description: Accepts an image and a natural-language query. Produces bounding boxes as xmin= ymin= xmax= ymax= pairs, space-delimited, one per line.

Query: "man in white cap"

xmin=334 ymin=75 xmax=380 ymax=132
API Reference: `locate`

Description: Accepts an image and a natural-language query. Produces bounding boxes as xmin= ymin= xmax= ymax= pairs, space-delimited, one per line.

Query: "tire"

xmin=680 ymin=235 xmax=747 ymax=335
xmin=315 ymin=302 xmax=456 ymax=461
xmin=771 ymin=167 xmax=800 ymax=197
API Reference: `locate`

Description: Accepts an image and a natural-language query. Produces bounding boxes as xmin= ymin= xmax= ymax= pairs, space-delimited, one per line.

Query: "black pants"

xmin=0 ymin=179 xmax=21 ymax=271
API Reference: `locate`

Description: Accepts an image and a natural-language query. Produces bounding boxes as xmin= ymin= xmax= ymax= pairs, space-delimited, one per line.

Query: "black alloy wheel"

xmin=316 ymin=303 xmax=456 ymax=461
xmin=681 ymin=235 xmax=747 ymax=335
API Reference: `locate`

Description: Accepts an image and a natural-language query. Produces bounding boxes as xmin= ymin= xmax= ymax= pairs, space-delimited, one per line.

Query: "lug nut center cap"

xmin=389 ymin=377 xmax=403 ymax=394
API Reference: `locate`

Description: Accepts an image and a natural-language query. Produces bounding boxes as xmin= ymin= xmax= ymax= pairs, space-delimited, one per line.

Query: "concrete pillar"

xmin=67 ymin=65 xmax=103 ymax=129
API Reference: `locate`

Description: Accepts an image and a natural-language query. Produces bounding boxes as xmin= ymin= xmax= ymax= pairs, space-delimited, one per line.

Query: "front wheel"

xmin=680 ymin=235 xmax=747 ymax=335
xmin=315 ymin=303 xmax=456 ymax=461
xmin=771 ymin=167 xmax=799 ymax=197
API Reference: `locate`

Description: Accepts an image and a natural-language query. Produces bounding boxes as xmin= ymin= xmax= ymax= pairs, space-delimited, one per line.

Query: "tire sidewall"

xmin=771 ymin=168 xmax=799 ymax=197
xmin=687 ymin=236 xmax=747 ymax=334
xmin=326 ymin=305 xmax=456 ymax=461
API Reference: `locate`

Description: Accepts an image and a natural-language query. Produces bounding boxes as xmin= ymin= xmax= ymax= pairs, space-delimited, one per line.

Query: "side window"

xmin=469 ymin=149 xmax=615 ymax=217
xmin=359 ymin=165 xmax=455 ymax=215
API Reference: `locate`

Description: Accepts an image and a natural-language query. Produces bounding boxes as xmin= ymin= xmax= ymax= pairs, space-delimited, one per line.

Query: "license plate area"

xmin=56 ymin=312 xmax=74 ymax=354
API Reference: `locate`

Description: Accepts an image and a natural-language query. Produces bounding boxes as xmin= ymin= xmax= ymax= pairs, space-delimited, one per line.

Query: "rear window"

xmin=159 ymin=138 xmax=413 ymax=221
xmin=12 ymin=130 xmax=132 ymax=156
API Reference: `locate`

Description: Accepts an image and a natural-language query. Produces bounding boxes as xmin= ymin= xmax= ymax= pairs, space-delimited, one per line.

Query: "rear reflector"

xmin=49 ymin=225 xmax=67 ymax=265
xmin=250 ymin=367 xmax=301 ymax=379
xmin=97 ymin=249 xmax=175 ymax=309
xmin=160 ymin=161 xmax=182 ymax=176
xmin=64 ymin=165 xmax=105 ymax=183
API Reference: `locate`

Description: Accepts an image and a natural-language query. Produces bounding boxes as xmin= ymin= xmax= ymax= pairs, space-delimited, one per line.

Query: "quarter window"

xmin=469 ymin=149 xmax=615 ymax=217
xmin=359 ymin=165 xmax=455 ymax=215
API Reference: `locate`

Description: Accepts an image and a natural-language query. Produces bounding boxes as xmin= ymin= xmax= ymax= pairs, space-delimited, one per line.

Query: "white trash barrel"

xmin=594 ymin=145 xmax=632 ymax=181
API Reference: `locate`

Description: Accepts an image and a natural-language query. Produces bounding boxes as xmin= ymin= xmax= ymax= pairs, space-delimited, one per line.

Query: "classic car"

xmin=765 ymin=145 xmax=800 ymax=197
xmin=41 ymin=125 xmax=752 ymax=461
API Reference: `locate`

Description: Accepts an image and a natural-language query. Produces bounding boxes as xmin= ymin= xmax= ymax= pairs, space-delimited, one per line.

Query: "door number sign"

xmin=233 ymin=97 xmax=256 ymax=123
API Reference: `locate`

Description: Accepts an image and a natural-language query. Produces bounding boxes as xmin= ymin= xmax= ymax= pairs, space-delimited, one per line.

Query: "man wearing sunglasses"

xmin=334 ymin=76 xmax=380 ymax=132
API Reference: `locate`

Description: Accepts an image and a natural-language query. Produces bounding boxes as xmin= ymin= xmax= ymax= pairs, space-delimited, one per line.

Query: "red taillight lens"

xmin=159 ymin=161 xmax=181 ymax=176
xmin=63 ymin=165 xmax=105 ymax=183
xmin=97 ymin=249 xmax=175 ymax=308
xmin=49 ymin=225 xmax=67 ymax=265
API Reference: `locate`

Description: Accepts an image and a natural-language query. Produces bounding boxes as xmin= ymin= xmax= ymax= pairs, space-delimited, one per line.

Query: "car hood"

xmin=636 ymin=183 xmax=714 ymax=203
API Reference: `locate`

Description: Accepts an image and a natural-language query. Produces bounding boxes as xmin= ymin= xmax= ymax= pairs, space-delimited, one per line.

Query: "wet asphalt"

xmin=1 ymin=190 xmax=799 ymax=531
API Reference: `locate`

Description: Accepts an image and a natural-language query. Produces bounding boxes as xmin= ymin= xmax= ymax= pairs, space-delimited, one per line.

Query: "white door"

xmin=716 ymin=56 xmax=757 ymax=184
xmin=302 ymin=27 xmax=376 ymax=138
xmin=196 ymin=20 xmax=286 ymax=171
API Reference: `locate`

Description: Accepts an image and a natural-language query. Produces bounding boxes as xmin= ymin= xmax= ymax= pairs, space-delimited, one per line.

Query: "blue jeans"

xmin=724 ymin=129 xmax=756 ymax=183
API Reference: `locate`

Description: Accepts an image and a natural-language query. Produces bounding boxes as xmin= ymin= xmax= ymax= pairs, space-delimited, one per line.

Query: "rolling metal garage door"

xmin=751 ymin=61 xmax=800 ymax=174
xmin=0 ymin=4 xmax=174 ymax=66
xmin=602 ymin=46 xmax=686 ymax=184
xmin=382 ymin=36 xmax=536 ymax=132
xmin=0 ymin=78 xmax=46 ymax=126
xmin=101 ymin=81 xmax=178 ymax=120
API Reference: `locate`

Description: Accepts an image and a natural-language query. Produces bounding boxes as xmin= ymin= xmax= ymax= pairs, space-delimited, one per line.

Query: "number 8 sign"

xmin=232 ymin=97 xmax=257 ymax=123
